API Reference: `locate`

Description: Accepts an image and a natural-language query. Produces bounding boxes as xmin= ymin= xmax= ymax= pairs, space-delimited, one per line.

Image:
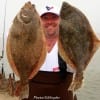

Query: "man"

xmin=28 ymin=5 xmax=77 ymax=100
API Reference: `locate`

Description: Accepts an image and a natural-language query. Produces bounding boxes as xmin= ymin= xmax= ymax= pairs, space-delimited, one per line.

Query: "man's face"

xmin=41 ymin=13 xmax=60 ymax=37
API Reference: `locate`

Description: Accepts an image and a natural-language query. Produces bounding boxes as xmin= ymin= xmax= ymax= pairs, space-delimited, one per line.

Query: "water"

xmin=77 ymin=49 xmax=100 ymax=100
xmin=0 ymin=42 xmax=100 ymax=100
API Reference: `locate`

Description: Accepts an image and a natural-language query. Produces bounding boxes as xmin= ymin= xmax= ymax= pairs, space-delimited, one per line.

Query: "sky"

xmin=0 ymin=0 xmax=100 ymax=37
xmin=0 ymin=0 xmax=100 ymax=78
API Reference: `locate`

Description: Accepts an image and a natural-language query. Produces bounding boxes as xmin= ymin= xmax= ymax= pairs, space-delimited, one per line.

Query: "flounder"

xmin=6 ymin=1 xmax=46 ymax=99
xmin=58 ymin=2 xmax=100 ymax=91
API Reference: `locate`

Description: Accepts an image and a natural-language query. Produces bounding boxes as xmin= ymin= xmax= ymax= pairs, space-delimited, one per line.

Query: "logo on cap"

xmin=46 ymin=6 xmax=54 ymax=11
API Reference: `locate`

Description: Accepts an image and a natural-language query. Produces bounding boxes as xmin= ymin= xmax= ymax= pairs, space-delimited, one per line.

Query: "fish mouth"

xmin=19 ymin=9 xmax=33 ymax=24
xmin=17 ymin=1 xmax=35 ymax=24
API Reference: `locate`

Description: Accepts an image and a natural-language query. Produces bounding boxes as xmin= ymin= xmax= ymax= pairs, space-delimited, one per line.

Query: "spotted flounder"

xmin=6 ymin=1 xmax=46 ymax=99
xmin=59 ymin=2 xmax=100 ymax=91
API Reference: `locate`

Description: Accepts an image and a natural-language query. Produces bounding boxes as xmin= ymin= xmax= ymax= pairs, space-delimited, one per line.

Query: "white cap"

xmin=40 ymin=5 xmax=59 ymax=16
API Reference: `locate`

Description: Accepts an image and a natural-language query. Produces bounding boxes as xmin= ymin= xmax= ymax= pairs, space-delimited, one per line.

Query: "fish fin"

xmin=68 ymin=72 xmax=84 ymax=91
xmin=58 ymin=39 xmax=76 ymax=70
xmin=6 ymin=35 xmax=20 ymax=77
xmin=29 ymin=34 xmax=47 ymax=79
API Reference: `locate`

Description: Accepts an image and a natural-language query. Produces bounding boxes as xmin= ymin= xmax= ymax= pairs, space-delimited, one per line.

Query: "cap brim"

xmin=40 ymin=11 xmax=59 ymax=16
